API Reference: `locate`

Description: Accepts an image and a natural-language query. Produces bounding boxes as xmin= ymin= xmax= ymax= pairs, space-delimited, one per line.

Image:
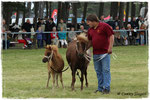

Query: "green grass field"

xmin=2 ymin=45 xmax=148 ymax=99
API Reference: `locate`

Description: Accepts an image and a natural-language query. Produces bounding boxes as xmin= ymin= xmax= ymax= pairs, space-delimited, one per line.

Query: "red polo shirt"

xmin=88 ymin=22 xmax=114 ymax=54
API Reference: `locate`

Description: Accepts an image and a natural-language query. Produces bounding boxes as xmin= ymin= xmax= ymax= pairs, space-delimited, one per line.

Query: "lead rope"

xmin=46 ymin=51 xmax=69 ymax=73
xmin=84 ymin=52 xmax=117 ymax=62
xmin=44 ymin=50 xmax=54 ymax=62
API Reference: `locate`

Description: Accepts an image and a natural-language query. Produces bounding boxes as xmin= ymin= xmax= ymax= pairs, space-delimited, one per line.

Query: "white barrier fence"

xmin=2 ymin=29 xmax=148 ymax=50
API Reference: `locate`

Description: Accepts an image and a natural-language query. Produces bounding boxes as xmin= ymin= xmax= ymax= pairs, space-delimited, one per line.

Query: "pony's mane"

xmin=46 ymin=45 xmax=58 ymax=52
xmin=77 ymin=33 xmax=89 ymax=43
xmin=51 ymin=45 xmax=58 ymax=52
xmin=46 ymin=45 xmax=61 ymax=58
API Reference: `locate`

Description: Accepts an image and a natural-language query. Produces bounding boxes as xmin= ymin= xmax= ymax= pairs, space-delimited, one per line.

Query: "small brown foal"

xmin=42 ymin=45 xmax=64 ymax=88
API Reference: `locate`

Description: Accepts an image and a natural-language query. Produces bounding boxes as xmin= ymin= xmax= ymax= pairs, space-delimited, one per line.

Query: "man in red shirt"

xmin=86 ymin=14 xmax=114 ymax=94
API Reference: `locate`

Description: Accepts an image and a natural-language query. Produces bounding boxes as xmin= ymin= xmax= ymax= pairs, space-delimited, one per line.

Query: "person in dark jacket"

xmin=37 ymin=18 xmax=42 ymax=29
xmin=114 ymin=16 xmax=121 ymax=29
xmin=106 ymin=17 xmax=115 ymax=30
xmin=49 ymin=18 xmax=56 ymax=31
xmin=131 ymin=17 xmax=138 ymax=29
xmin=48 ymin=18 xmax=56 ymax=45
xmin=45 ymin=17 xmax=50 ymax=45
xmin=130 ymin=17 xmax=138 ymax=40
xmin=127 ymin=24 xmax=136 ymax=45
xmin=136 ymin=16 xmax=142 ymax=29
xmin=22 ymin=19 xmax=32 ymax=38
xmin=80 ymin=19 xmax=89 ymax=30
xmin=45 ymin=17 xmax=50 ymax=31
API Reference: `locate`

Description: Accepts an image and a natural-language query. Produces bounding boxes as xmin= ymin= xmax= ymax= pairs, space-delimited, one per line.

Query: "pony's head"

xmin=42 ymin=45 xmax=58 ymax=63
xmin=76 ymin=33 xmax=89 ymax=57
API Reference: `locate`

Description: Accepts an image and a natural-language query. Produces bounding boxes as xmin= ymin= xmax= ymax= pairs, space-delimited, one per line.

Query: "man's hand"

xmin=108 ymin=35 xmax=114 ymax=54
xmin=108 ymin=47 xmax=112 ymax=54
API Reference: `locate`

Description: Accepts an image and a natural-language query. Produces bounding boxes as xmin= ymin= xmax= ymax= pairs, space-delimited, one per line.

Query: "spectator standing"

xmin=136 ymin=16 xmax=141 ymax=29
xmin=48 ymin=18 xmax=56 ymax=44
xmin=68 ymin=27 xmax=76 ymax=43
xmin=57 ymin=19 xmax=67 ymax=31
xmin=45 ymin=17 xmax=50 ymax=32
xmin=22 ymin=19 xmax=32 ymax=38
xmin=58 ymin=27 xmax=67 ymax=48
xmin=49 ymin=18 xmax=56 ymax=31
xmin=50 ymin=27 xmax=59 ymax=46
xmin=114 ymin=16 xmax=121 ymax=29
xmin=139 ymin=23 xmax=146 ymax=45
xmin=100 ymin=15 xmax=105 ymax=22
xmin=45 ymin=17 xmax=50 ymax=45
xmin=114 ymin=26 xmax=121 ymax=46
xmin=131 ymin=17 xmax=138 ymax=29
xmin=40 ymin=19 xmax=45 ymax=32
xmin=106 ymin=17 xmax=115 ymax=30
xmin=127 ymin=24 xmax=136 ymax=45
xmin=37 ymin=18 xmax=42 ymax=29
xmin=120 ymin=27 xmax=128 ymax=45
xmin=130 ymin=17 xmax=138 ymax=44
xmin=139 ymin=17 xmax=145 ymax=28
xmin=36 ymin=26 xmax=43 ymax=48
xmin=40 ymin=19 xmax=46 ymax=47
xmin=80 ymin=19 xmax=89 ymax=30
xmin=2 ymin=19 xmax=10 ymax=49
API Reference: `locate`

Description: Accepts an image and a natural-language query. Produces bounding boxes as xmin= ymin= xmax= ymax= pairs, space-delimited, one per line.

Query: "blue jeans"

xmin=37 ymin=39 xmax=42 ymax=48
xmin=3 ymin=40 xmax=10 ymax=49
xmin=93 ymin=54 xmax=111 ymax=91
xmin=140 ymin=35 xmax=144 ymax=45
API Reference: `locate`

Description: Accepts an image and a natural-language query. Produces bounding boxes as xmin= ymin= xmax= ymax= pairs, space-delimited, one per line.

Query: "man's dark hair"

xmin=86 ymin=14 xmax=99 ymax=22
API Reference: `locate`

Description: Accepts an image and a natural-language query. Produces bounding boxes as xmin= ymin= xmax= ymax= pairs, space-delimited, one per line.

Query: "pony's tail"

xmin=50 ymin=66 xmax=69 ymax=73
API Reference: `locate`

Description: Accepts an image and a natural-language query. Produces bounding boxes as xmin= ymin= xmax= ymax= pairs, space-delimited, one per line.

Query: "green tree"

xmin=72 ymin=2 xmax=78 ymax=30
xmin=2 ymin=2 xmax=26 ymax=26
xmin=125 ymin=2 xmax=129 ymax=26
xmin=110 ymin=2 xmax=119 ymax=19
xmin=57 ymin=2 xmax=62 ymax=26
xmin=98 ymin=2 xmax=104 ymax=18
xmin=22 ymin=2 xmax=26 ymax=25
xmin=83 ymin=2 xmax=88 ymax=20
xmin=49 ymin=2 xmax=52 ymax=18
xmin=33 ymin=2 xmax=39 ymax=30
xmin=46 ymin=2 xmax=49 ymax=18
xmin=131 ymin=2 xmax=136 ymax=20
xmin=26 ymin=2 xmax=32 ymax=17
xmin=118 ymin=2 xmax=125 ymax=28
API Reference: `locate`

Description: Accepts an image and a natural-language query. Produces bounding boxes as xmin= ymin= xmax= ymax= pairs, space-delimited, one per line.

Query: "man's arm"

xmin=108 ymin=35 xmax=114 ymax=54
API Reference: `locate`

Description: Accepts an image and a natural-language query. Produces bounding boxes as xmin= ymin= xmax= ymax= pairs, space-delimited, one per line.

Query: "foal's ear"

xmin=51 ymin=45 xmax=58 ymax=52
xmin=45 ymin=45 xmax=52 ymax=50
xmin=45 ymin=45 xmax=49 ymax=49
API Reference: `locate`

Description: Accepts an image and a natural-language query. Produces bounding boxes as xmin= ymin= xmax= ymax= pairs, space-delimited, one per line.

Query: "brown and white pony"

xmin=66 ymin=33 xmax=91 ymax=90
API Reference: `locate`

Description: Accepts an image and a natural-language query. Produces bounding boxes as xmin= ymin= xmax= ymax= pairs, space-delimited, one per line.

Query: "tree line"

xmin=2 ymin=2 xmax=148 ymax=30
